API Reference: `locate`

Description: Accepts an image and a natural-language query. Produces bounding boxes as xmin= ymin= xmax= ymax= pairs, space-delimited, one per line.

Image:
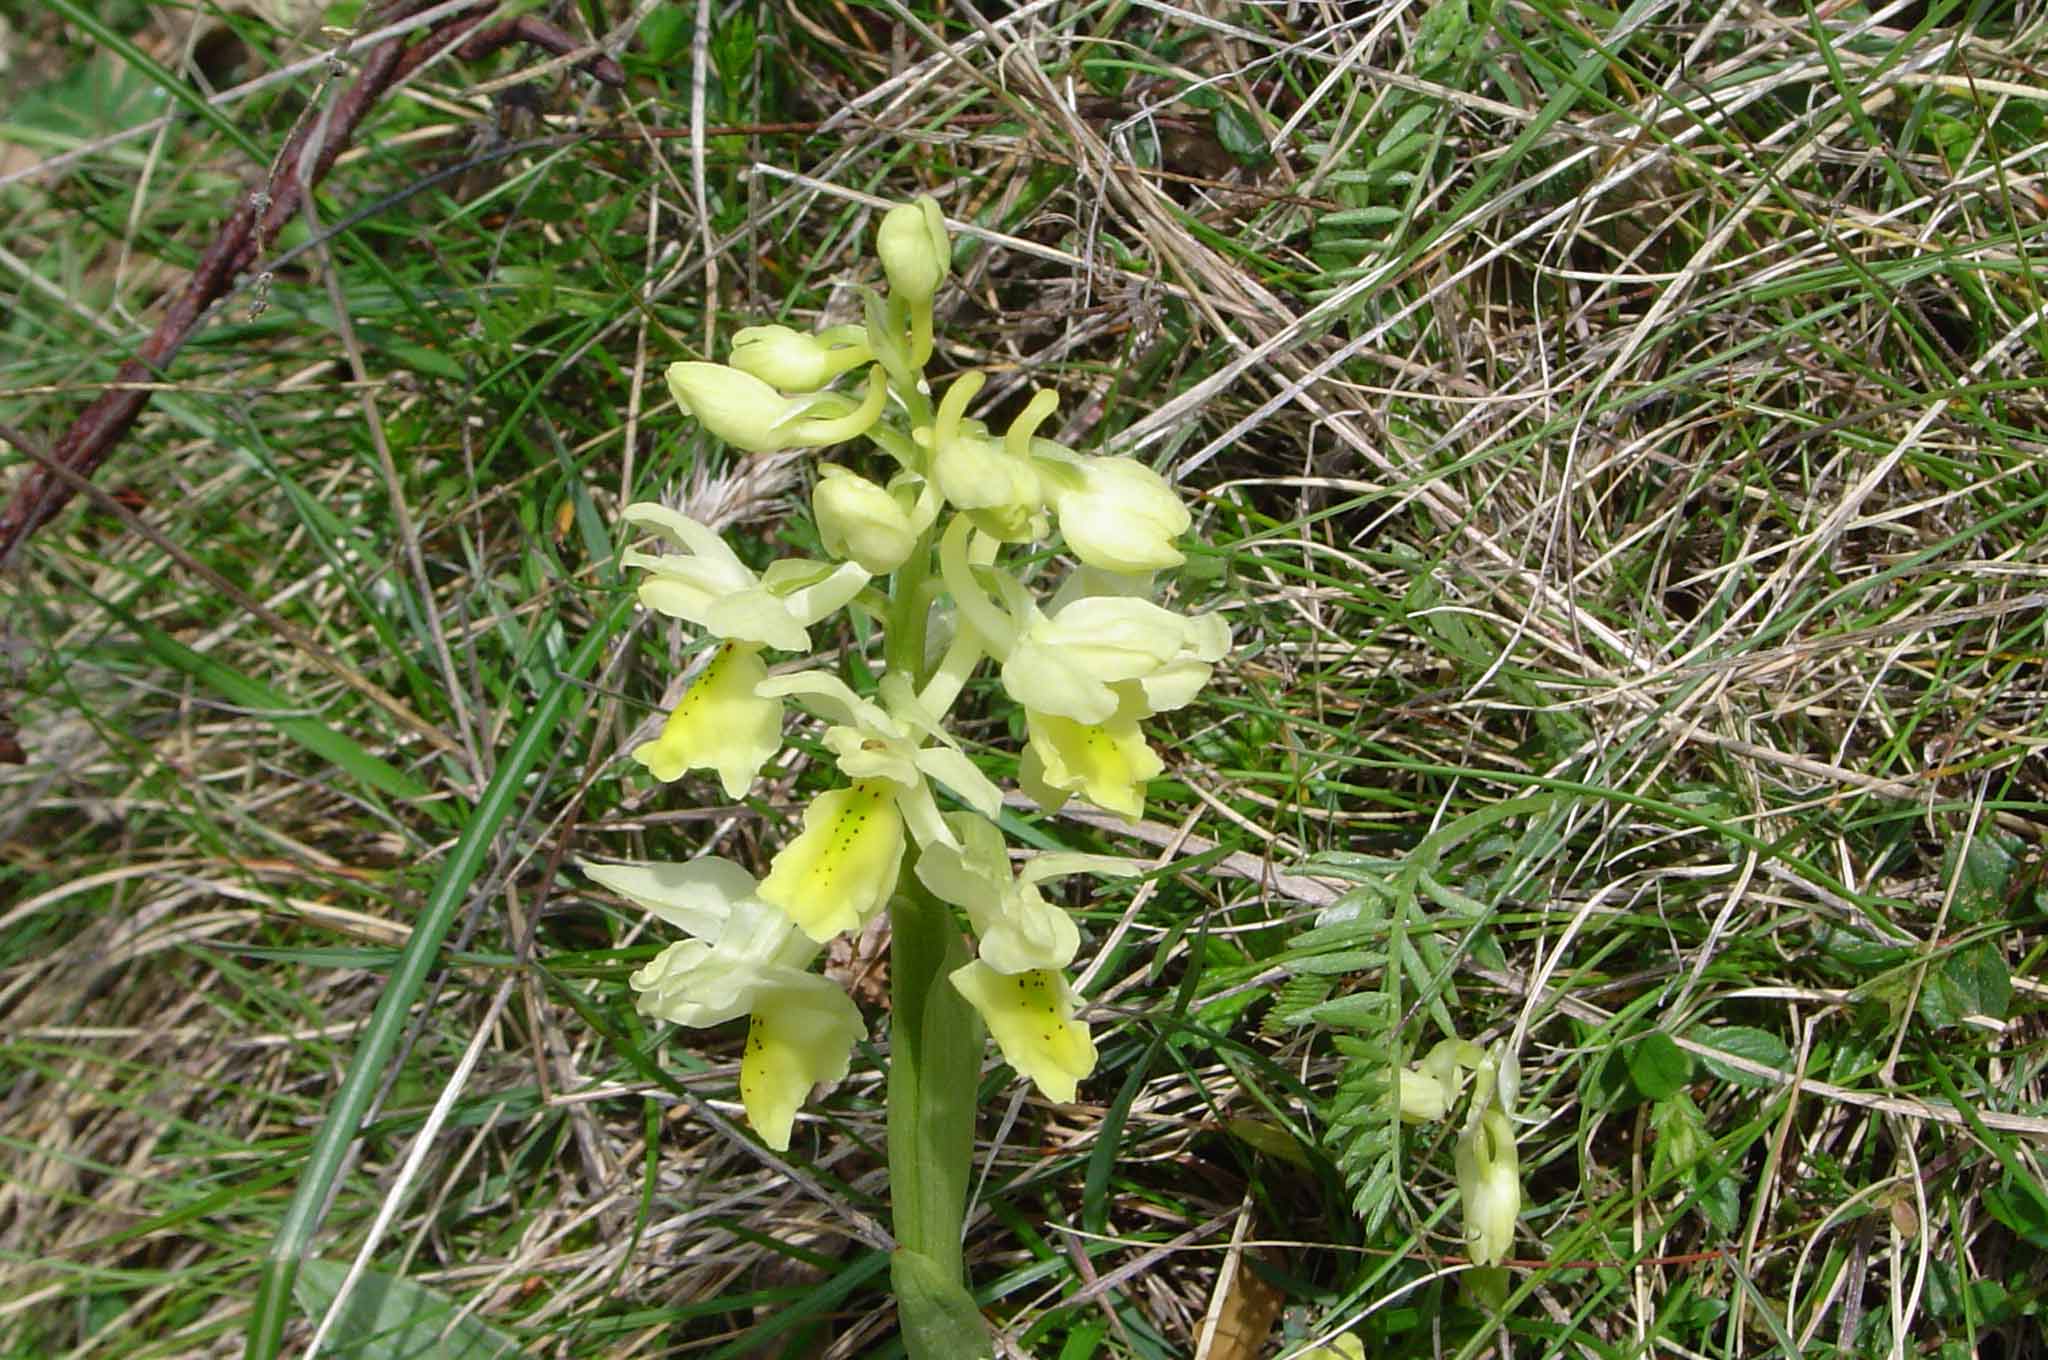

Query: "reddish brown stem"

xmin=0 ymin=2 xmax=624 ymax=567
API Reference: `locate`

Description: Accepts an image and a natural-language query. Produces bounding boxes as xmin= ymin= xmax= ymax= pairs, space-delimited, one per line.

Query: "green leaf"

xmin=891 ymin=1249 xmax=994 ymax=1360
xmin=42 ymin=0 xmax=265 ymax=162
xmin=1691 ymin=1171 xmax=1741 ymax=1236
xmin=1982 ymin=1171 xmax=2048 ymax=1248
xmin=1414 ymin=0 xmax=1475 ymax=70
xmin=1300 ymin=991 xmax=1397 ymax=1029
xmin=1626 ymin=1033 xmax=1691 ymax=1100
xmin=887 ymin=885 xmax=984 ymax=1285
xmin=1225 ymin=1116 xmax=1313 ymax=1169
xmin=1321 ymin=206 xmax=1404 ymax=230
xmin=292 ymin=1260 xmax=523 ymax=1359
xmin=1212 ymin=103 xmax=1269 ymax=165
xmin=1948 ymin=833 xmax=2019 ymax=924
xmin=1919 ymin=941 xmax=2011 ymax=1028
xmin=638 ymin=6 xmax=691 ymax=63
xmin=1650 ymin=1091 xmax=1706 ymax=1182
xmin=369 ymin=336 xmax=466 ymax=382
xmin=1689 ymin=1025 xmax=1792 ymax=1089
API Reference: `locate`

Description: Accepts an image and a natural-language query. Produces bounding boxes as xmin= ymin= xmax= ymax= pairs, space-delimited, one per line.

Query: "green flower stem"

xmin=887 ymin=872 xmax=992 ymax=1358
xmin=881 ymin=515 xmax=990 ymax=1355
xmin=886 ymin=524 xmax=934 ymax=686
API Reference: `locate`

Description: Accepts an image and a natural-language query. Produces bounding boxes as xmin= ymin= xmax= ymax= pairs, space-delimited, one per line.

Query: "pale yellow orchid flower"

xmin=948 ymin=961 xmax=1095 ymax=1104
xmin=581 ymin=857 xmax=863 ymax=1152
xmin=621 ymin=503 xmax=866 ymax=653
xmin=630 ymin=642 xmax=783 ymax=798
xmin=756 ymin=779 xmax=906 ymax=943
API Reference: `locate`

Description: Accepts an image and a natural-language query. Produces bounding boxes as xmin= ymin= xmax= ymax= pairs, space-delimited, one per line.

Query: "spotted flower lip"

xmin=756 ymin=670 xmax=1002 ymax=850
xmin=582 ymin=856 xmax=870 ymax=1153
xmin=739 ymin=981 xmax=865 ymax=1152
xmin=1019 ymin=696 xmax=1165 ymax=823
xmin=630 ymin=642 xmax=782 ymax=798
xmin=756 ymin=779 xmax=906 ymax=942
xmin=948 ymin=961 xmax=1095 ymax=1104
xmin=621 ymin=503 xmax=867 ymax=652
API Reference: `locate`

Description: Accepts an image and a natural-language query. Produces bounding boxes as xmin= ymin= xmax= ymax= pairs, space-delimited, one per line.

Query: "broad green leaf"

xmin=1627 ymin=1032 xmax=1691 ymax=1100
xmin=1690 ymin=1025 xmax=1793 ymax=1089
xmin=1947 ymin=832 xmax=2019 ymax=924
xmin=1213 ymin=103 xmax=1269 ymax=165
xmin=1300 ymin=991 xmax=1397 ymax=1028
xmin=1982 ymin=1172 xmax=2048 ymax=1248
xmin=891 ymin=1248 xmax=994 ymax=1360
xmin=1919 ymin=941 xmax=2011 ymax=1028
xmin=1691 ymin=1171 xmax=1741 ymax=1236
xmin=1415 ymin=0 xmax=1474 ymax=70
xmin=292 ymin=1260 xmax=522 ymax=1359
xmin=638 ymin=6 xmax=691 ymax=63
xmin=1322 ymin=206 xmax=1404 ymax=230
xmin=1650 ymin=1091 xmax=1706 ymax=1182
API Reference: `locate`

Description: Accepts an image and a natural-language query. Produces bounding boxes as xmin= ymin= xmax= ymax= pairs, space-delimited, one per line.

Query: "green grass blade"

xmin=243 ymin=597 xmax=628 ymax=1360
xmin=91 ymin=589 xmax=447 ymax=822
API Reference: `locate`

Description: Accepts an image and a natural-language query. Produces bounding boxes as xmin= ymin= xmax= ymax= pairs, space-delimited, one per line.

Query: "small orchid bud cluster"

xmin=1400 ymin=1035 xmax=1526 ymax=1267
xmin=585 ymin=199 xmax=1228 ymax=1152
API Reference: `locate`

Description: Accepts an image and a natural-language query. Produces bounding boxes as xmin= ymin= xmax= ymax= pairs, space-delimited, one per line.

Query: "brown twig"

xmin=0 ymin=2 xmax=625 ymax=569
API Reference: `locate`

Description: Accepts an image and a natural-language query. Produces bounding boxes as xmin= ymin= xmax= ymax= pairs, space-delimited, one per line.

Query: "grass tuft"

xmin=4 ymin=1 xmax=2046 ymax=1356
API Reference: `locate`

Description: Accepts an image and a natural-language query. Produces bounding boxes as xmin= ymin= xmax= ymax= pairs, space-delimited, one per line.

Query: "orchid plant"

xmin=583 ymin=198 xmax=1227 ymax=1356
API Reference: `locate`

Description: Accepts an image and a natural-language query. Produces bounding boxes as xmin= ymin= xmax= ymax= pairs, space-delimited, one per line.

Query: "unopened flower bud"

xmin=814 ymin=466 xmax=915 ymax=574
xmin=878 ymin=197 xmax=949 ymax=306
xmin=932 ymin=429 xmax=1042 ymax=540
xmin=928 ymin=370 xmax=1043 ymax=540
xmin=666 ymin=361 xmax=885 ymax=453
xmin=1398 ymin=1069 xmax=1449 ymax=1122
xmin=665 ymin=362 xmax=798 ymax=453
xmin=730 ymin=324 xmax=871 ymax=392
xmin=1050 ymin=456 xmax=1191 ymax=573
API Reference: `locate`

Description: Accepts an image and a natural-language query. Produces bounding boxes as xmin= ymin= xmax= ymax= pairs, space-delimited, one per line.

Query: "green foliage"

xmin=1322 ymin=1030 xmax=1402 ymax=1231
xmin=292 ymin=1261 xmax=524 ymax=1360
xmin=1625 ymin=1033 xmax=1690 ymax=1101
